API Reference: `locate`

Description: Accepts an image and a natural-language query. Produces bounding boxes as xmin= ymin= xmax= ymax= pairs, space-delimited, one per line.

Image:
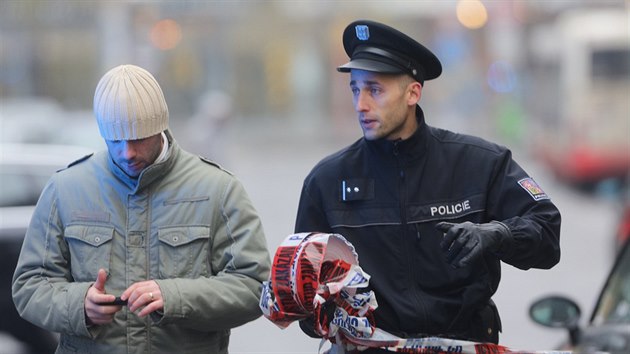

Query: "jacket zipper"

xmin=394 ymin=140 xmax=428 ymax=332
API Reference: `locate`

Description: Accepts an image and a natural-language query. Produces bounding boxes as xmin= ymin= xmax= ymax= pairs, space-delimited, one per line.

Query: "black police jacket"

xmin=295 ymin=107 xmax=561 ymax=341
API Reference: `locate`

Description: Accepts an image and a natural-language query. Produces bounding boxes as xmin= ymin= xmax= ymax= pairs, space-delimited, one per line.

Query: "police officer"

xmin=295 ymin=20 xmax=561 ymax=352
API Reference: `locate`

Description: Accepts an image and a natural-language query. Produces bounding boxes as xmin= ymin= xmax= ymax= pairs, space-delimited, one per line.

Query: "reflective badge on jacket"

xmin=518 ymin=177 xmax=549 ymax=201
xmin=340 ymin=179 xmax=374 ymax=202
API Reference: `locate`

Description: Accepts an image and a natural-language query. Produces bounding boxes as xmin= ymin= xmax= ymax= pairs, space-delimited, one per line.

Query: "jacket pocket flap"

xmin=158 ymin=226 xmax=210 ymax=247
xmin=65 ymin=225 xmax=114 ymax=246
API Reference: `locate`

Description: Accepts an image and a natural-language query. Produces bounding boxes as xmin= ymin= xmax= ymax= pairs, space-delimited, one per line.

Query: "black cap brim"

xmin=337 ymin=58 xmax=404 ymax=74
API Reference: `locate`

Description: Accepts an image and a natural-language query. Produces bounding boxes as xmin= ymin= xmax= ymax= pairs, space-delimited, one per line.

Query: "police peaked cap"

xmin=337 ymin=20 xmax=442 ymax=84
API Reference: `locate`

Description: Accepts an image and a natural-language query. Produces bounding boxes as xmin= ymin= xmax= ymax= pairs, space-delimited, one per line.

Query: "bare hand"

xmin=84 ymin=269 xmax=123 ymax=325
xmin=121 ymin=280 xmax=163 ymax=317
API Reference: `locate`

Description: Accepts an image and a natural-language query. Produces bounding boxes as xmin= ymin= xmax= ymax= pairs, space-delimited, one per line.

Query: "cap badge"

xmin=355 ymin=25 xmax=370 ymax=41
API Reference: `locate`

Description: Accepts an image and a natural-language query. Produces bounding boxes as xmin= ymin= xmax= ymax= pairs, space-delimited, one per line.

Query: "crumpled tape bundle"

xmin=259 ymin=232 xmax=378 ymax=343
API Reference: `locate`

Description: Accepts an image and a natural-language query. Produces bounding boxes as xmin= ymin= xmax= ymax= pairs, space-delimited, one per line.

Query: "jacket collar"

xmin=365 ymin=105 xmax=429 ymax=161
xmin=108 ymin=129 xmax=179 ymax=193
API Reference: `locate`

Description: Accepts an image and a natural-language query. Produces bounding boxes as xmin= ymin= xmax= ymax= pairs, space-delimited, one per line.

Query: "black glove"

xmin=435 ymin=221 xmax=512 ymax=268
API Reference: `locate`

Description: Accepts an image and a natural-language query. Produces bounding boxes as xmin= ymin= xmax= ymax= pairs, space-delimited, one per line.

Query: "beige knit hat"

xmin=93 ymin=64 xmax=169 ymax=140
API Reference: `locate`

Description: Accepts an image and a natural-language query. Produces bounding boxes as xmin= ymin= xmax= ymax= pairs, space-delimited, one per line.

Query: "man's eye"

xmin=350 ymin=87 xmax=359 ymax=95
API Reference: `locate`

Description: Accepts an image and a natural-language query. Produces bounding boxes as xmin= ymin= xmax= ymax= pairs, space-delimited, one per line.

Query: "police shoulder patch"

xmin=518 ymin=177 xmax=549 ymax=201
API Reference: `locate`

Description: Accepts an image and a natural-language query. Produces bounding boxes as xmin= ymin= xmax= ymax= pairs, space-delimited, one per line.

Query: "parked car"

xmin=1 ymin=143 xmax=93 ymax=353
xmin=529 ymin=238 xmax=630 ymax=353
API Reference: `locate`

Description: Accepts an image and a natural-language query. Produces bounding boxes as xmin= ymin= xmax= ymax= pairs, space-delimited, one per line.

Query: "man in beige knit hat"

xmin=12 ymin=64 xmax=271 ymax=354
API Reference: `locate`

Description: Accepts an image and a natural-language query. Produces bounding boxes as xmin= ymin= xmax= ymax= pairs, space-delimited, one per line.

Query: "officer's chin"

xmin=362 ymin=129 xmax=382 ymax=141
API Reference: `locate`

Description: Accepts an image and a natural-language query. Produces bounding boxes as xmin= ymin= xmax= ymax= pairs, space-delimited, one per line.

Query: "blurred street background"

xmin=1 ymin=1 xmax=629 ymax=353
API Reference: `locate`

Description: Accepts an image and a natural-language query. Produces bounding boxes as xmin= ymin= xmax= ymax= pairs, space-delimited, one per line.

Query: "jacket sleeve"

xmin=12 ymin=178 xmax=93 ymax=337
xmin=488 ymin=150 xmax=561 ymax=270
xmin=155 ymin=177 xmax=271 ymax=331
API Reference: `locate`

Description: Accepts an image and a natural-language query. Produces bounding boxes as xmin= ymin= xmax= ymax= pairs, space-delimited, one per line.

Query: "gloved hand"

xmin=435 ymin=221 xmax=512 ymax=268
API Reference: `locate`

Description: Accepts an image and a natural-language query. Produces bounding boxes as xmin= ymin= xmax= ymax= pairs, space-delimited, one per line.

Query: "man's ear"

xmin=407 ymin=81 xmax=422 ymax=106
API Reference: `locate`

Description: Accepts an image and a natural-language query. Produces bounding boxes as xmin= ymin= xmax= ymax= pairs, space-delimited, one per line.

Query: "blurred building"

xmin=0 ymin=1 xmax=621 ymax=114
xmin=0 ymin=0 xmax=627 ymax=177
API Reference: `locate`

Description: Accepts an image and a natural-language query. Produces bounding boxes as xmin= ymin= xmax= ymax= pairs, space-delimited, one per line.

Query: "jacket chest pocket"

xmin=64 ymin=225 xmax=114 ymax=281
xmin=158 ymin=226 xmax=211 ymax=278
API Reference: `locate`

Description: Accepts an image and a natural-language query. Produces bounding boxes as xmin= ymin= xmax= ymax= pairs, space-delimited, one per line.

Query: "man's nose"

xmin=120 ymin=141 xmax=137 ymax=159
xmin=355 ymin=91 xmax=370 ymax=112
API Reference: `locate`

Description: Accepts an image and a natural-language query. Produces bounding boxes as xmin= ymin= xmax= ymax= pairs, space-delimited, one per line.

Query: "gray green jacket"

xmin=12 ymin=132 xmax=271 ymax=353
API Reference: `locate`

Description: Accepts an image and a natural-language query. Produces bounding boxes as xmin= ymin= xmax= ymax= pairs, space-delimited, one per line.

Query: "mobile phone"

xmin=99 ymin=296 xmax=127 ymax=306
